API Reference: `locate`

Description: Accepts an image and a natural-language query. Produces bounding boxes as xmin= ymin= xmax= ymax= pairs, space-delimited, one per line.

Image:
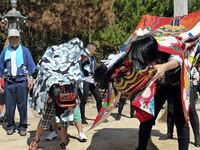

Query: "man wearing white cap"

xmin=0 ymin=29 xmax=36 ymax=136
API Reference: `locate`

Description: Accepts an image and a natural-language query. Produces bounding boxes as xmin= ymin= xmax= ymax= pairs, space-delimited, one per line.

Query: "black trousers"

xmin=189 ymin=84 xmax=200 ymax=137
xmin=167 ymin=84 xmax=200 ymax=138
xmin=80 ymin=81 xmax=102 ymax=119
xmin=137 ymin=84 xmax=189 ymax=150
xmin=117 ymin=97 xmax=134 ymax=117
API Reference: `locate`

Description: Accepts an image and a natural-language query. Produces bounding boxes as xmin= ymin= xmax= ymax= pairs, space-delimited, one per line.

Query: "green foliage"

xmin=189 ymin=0 xmax=200 ymax=12
xmin=94 ymin=23 xmax=128 ymax=60
xmin=95 ymin=0 xmax=173 ymax=60
xmin=0 ymin=0 xmax=199 ymax=62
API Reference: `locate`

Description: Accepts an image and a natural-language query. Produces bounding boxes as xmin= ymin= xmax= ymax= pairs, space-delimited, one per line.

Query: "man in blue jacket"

xmin=0 ymin=29 xmax=35 ymax=136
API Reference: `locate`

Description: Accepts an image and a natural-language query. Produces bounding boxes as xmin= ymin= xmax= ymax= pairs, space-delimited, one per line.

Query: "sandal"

xmin=60 ymin=143 xmax=68 ymax=150
xmin=29 ymin=138 xmax=40 ymax=150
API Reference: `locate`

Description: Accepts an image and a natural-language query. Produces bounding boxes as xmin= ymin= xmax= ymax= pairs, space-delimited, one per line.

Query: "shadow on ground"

xmin=86 ymin=128 xmax=161 ymax=150
xmin=27 ymin=130 xmax=62 ymax=150
xmin=27 ymin=129 xmax=80 ymax=150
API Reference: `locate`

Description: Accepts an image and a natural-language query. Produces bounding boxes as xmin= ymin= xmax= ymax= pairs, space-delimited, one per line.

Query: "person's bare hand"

xmin=28 ymin=79 xmax=33 ymax=90
xmin=153 ymin=64 xmax=167 ymax=80
xmin=0 ymin=85 xmax=4 ymax=94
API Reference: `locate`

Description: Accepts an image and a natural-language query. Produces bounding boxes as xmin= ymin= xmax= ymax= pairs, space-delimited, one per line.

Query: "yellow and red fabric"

xmin=131 ymin=10 xmax=200 ymax=122
xmin=91 ymin=11 xmax=200 ymax=129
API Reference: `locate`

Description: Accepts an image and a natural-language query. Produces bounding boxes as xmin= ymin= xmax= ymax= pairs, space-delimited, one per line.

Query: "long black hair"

xmin=94 ymin=52 xmax=129 ymax=88
xmin=130 ymin=34 xmax=159 ymax=68
xmin=94 ymin=34 xmax=159 ymax=88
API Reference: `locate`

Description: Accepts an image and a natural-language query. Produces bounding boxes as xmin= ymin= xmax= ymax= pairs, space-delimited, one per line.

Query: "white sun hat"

xmin=8 ymin=29 xmax=20 ymax=37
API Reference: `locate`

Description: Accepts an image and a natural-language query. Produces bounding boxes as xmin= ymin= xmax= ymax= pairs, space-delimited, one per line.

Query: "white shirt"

xmin=168 ymin=55 xmax=182 ymax=67
xmin=83 ymin=57 xmax=95 ymax=84
xmin=84 ymin=76 xmax=95 ymax=84
xmin=191 ymin=67 xmax=199 ymax=85
xmin=11 ymin=50 xmax=17 ymax=76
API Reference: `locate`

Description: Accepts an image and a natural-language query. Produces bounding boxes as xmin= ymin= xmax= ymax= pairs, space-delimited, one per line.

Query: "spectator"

xmin=80 ymin=44 xmax=103 ymax=124
xmin=0 ymin=29 xmax=35 ymax=136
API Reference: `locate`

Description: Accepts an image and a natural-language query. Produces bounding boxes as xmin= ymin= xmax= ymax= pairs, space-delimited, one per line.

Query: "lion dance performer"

xmin=91 ymin=10 xmax=200 ymax=150
xmin=29 ymin=38 xmax=85 ymax=150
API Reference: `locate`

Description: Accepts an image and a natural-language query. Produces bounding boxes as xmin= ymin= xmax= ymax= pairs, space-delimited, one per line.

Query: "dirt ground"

xmin=0 ymin=98 xmax=199 ymax=150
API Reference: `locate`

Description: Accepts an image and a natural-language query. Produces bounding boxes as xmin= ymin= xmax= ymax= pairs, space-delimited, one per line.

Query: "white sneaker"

xmin=79 ymin=132 xmax=87 ymax=142
xmin=46 ymin=131 xmax=58 ymax=141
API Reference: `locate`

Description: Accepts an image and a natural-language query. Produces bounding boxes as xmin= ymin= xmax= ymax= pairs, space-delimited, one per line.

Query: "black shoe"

xmin=19 ymin=130 xmax=27 ymax=136
xmin=195 ymin=142 xmax=200 ymax=147
xmin=82 ymin=119 xmax=88 ymax=124
xmin=69 ymin=121 xmax=74 ymax=126
xmin=7 ymin=129 xmax=15 ymax=135
xmin=159 ymin=133 xmax=173 ymax=140
xmin=60 ymin=142 xmax=67 ymax=150
xmin=195 ymin=136 xmax=200 ymax=147
xmin=115 ymin=114 xmax=121 ymax=121
xmin=0 ymin=116 xmax=7 ymax=123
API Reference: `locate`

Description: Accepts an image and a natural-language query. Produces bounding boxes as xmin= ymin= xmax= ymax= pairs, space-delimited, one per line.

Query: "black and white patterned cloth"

xmin=32 ymin=38 xmax=85 ymax=114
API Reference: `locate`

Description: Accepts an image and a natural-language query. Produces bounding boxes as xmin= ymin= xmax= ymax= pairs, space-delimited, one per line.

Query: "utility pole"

xmin=174 ymin=0 xmax=188 ymax=16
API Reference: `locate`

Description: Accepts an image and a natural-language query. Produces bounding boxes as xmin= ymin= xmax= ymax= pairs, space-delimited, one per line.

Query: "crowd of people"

xmin=0 ymin=28 xmax=199 ymax=150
